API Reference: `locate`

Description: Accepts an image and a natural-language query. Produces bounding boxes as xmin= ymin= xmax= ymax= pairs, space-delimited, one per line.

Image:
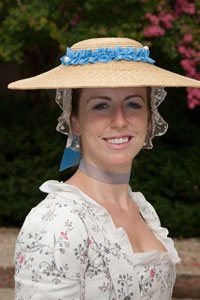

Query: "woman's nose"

xmin=110 ymin=106 xmax=128 ymax=128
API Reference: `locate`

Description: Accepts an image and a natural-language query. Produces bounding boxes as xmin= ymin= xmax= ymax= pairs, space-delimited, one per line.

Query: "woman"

xmin=9 ymin=37 xmax=200 ymax=300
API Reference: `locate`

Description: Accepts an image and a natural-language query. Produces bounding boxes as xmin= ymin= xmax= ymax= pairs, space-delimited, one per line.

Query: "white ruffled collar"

xmin=39 ymin=180 xmax=181 ymax=264
xmin=40 ymin=180 xmax=155 ymax=219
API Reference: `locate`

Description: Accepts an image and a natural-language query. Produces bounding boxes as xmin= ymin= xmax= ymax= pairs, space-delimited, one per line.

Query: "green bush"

xmin=0 ymin=89 xmax=200 ymax=238
xmin=0 ymin=95 xmax=73 ymax=226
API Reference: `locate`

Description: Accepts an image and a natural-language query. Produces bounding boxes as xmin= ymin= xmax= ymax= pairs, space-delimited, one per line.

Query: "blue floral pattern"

xmin=60 ymin=46 xmax=155 ymax=67
xmin=14 ymin=181 xmax=180 ymax=300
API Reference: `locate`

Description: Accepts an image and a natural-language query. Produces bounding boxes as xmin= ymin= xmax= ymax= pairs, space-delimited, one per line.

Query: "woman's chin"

xmin=101 ymin=154 xmax=134 ymax=170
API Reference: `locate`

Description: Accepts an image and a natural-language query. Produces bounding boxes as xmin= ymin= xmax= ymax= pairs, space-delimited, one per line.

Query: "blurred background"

xmin=0 ymin=0 xmax=200 ymax=298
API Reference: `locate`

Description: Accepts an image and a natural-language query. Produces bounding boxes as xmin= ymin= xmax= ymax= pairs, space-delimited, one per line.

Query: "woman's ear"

xmin=70 ymin=114 xmax=81 ymax=136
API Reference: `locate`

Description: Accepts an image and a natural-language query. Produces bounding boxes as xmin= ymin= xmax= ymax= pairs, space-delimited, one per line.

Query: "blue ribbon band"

xmin=60 ymin=46 xmax=155 ymax=67
xmin=60 ymin=148 xmax=81 ymax=171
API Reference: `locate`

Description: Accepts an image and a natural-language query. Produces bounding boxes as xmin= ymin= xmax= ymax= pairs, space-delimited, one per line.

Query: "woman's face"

xmin=71 ymin=87 xmax=150 ymax=172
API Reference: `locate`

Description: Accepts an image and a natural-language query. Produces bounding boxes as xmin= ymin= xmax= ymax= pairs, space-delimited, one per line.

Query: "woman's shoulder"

xmin=15 ymin=181 xmax=90 ymax=298
xmin=27 ymin=180 xmax=83 ymax=215
xmin=129 ymin=188 xmax=160 ymax=224
xmin=18 ymin=180 xmax=89 ymax=247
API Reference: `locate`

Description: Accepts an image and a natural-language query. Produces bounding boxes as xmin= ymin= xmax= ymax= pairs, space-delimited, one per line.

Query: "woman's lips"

xmin=103 ymin=136 xmax=133 ymax=150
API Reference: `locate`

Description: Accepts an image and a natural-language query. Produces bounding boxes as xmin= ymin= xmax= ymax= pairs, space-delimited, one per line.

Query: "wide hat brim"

xmin=8 ymin=38 xmax=200 ymax=90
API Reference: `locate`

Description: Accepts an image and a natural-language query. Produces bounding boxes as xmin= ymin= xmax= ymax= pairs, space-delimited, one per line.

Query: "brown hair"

xmin=71 ymin=88 xmax=83 ymax=117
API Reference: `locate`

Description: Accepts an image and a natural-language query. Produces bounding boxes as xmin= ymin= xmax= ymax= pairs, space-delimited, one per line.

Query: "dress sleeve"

xmin=14 ymin=194 xmax=89 ymax=300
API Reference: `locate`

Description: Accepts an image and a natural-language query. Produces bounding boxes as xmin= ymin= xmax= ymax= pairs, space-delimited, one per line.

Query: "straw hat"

xmin=8 ymin=37 xmax=200 ymax=90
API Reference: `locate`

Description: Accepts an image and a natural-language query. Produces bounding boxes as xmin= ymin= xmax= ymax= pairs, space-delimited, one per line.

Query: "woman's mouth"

xmin=105 ymin=137 xmax=130 ymax=144
xmin=103 ymin=136 xmax=133 ymax=148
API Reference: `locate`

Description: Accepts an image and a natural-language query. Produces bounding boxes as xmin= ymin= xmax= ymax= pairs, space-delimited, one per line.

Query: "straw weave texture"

xmin=8 ymin=38 xmax=200 ymax=90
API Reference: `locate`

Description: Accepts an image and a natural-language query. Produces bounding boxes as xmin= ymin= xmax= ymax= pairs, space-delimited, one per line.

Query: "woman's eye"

xmin=93 ymin=103 xmax=108 ymax=110
xmin=126 ymin=102 xmax=142 ymax=109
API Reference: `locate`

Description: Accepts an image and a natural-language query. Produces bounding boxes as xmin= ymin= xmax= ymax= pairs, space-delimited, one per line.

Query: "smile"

xmin=103 ymin=136 xmax=132 ymax=145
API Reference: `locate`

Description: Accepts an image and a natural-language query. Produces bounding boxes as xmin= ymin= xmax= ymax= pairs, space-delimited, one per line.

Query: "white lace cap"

xmin=55 ymin=87 xmax=168 ymax=151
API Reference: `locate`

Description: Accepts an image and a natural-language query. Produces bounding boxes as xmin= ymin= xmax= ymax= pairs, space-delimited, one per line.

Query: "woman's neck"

xmin=66 ymin=159 xmax=132 ymax=209
xmin=79 ymin=158 xmax=131 ymax=184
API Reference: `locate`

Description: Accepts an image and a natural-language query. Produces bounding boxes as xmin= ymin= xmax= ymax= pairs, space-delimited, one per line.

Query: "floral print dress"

xmin=14 ymin=180 xmax=181 ymax=300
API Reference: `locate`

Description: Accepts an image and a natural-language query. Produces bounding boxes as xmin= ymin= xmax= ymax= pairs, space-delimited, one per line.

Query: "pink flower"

xmin=183 ymin=33 xmax=193 ymax=43
xmin=19 ymin=255 xmax=24 ymax=264
xmin=145 ymin=13 xmax=159 ymax=26
xmin=181 ymin=59 xmax=196 ymax=76
xmin=174 ymin=0 xmax=185 ymax=15
xmin=187 ymin=87 xmax=200 ymax=99
xmin=178 ymin=45 xmax=186 ymax=55
xmin=188 ymin=98 xmax=199 ymax=109
xmin=175 ymin=0 xmax=195 ymax=15
xmin=88 ymin=237 xmax=92 ymax=245
xmin=184 ymin=3 xmax=195 ymax=14
xmin=144 ymin=25 xmax=165 ymax=37
xmin=61 ymin=232 xmax=68 ymax=240
xmin=186 ymin=87 xmax=200 ymax=109
xmin=178 ymin=46 xmax=195 ymax=58
xmin=150 ymin=269 xmax=155 ymax=278
xmin=160 ymin=14 xmax=175 ymax=29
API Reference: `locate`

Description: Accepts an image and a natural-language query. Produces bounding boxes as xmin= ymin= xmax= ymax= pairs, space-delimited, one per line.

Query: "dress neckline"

xmin=39 ymin=180 xmax=181 ymax=264
xmin=40 ymin=180 xmax=169 ymax=256
xmin=70 ymin=183 xmax=169 ymax=255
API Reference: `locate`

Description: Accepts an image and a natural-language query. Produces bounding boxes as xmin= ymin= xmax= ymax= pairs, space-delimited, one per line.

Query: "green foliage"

xmin=0 ymin=0 xmax=198 ymax=62
xmin=0 ymin=95 xmax=73 ymax=226
xmin=0 ymin=0 xmax=180 ymax=64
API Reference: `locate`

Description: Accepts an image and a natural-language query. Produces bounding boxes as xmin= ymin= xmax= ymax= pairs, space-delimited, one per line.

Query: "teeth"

xmin=106 ymin=137 xmax=129 ymax=144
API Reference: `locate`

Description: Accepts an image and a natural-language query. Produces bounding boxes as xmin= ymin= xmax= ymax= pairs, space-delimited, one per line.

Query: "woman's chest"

xmin=85 ymin=241 xmax=175 ymax=300
xmin=71 ymin=196 xmax=176 ymax=299
xmin=103 ymin=203 xmax=167 ymax=254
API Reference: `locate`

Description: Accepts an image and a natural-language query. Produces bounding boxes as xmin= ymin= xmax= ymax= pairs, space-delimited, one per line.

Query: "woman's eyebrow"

xmin=124 ymin=95 xmax=145 ymax=102
xmin=87 ymin=94 xmax=145 ymax=103
xmin=87 ymin=96 xmax=111 ymax=103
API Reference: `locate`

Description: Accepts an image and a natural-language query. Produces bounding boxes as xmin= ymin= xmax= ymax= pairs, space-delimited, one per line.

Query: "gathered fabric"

xmin=60 ymin=46 xmax=155 ymax=67
xmin=14 ymin=180 xmax=180 ymax=300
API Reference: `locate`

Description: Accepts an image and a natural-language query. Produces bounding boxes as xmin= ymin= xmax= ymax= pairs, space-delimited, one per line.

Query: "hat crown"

xmin=71 ymin=37 xmax=144 ymax=51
